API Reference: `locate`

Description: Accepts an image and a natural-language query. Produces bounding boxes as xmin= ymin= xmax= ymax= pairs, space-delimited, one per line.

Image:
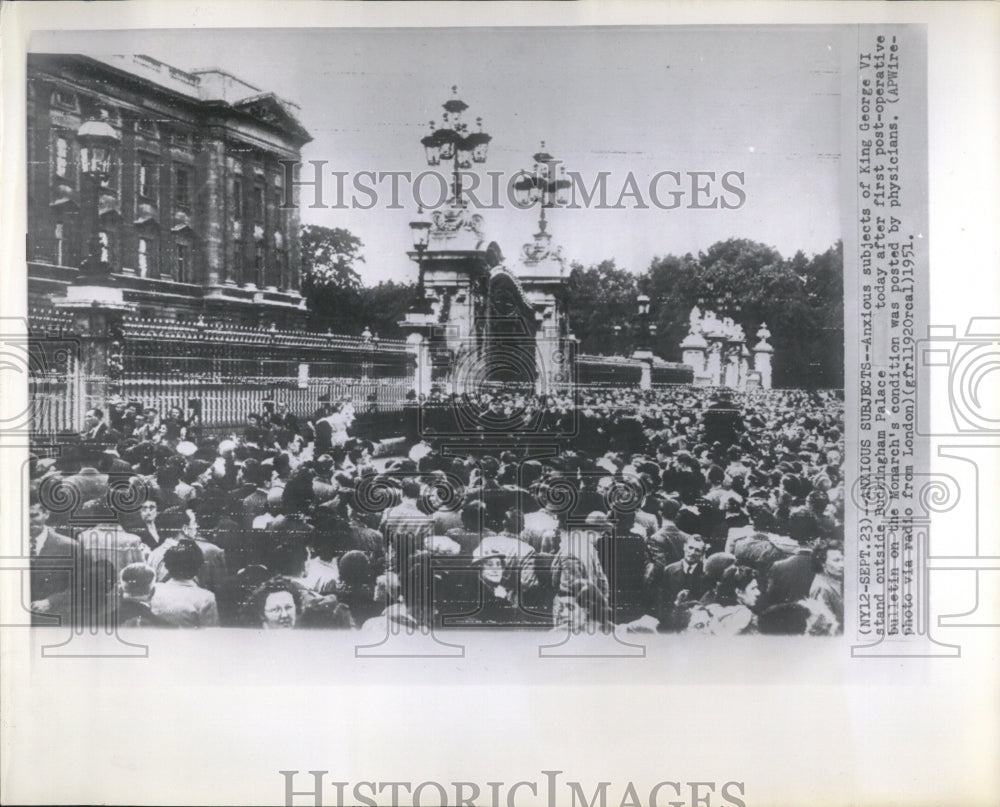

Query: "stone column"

xmin=55 ymin=291 xmax=134 ymax=428
xmin=705 ymin=340 xmax=722 ymax=385
xmin=754 ymin=322 xmax=774 ymax=390
xmin=638 ymin=357 xmax=652 ymax=391
xmin=200 ymin=131 xmax=226 ymax=287
xmin=406 ymin=332 xmax=432 ymax=398
xmin=754 ymin=343 xmax=773 ymax=389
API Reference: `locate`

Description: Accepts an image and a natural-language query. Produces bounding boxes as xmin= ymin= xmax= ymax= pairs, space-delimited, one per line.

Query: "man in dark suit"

xmin=28 ymin=497 xmax=85 ymax=625
xmin=656 ymin=534 xmax=708 ymax=632
xmin=81 ymin=407 xmax=123 ymax=448
xmin=269 ymin=401 xmax=299 ymax=434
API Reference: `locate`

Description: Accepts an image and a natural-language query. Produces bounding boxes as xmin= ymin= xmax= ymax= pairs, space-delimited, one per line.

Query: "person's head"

xmin=251 ymin=578 xmax=302 ymax=629
xmin=400 ymin=478 xmax=422 ymax=501
xmin=298 ymin=598 xmax=353 ymax=629
xmin=557 ymin=581 xmax=610 ymax=632
xmin=461 ymin=499 xmax=486 ymax=533
xmin=714 ymin=564 xmax=759 ymax=608
xmin=813 ymin=540 xmax=844 ymax=580
xmin=162 ymin=539 xmax=204 ymax=581
xmin=703 ymin=552 xmax=737 ymax=588
xmin=84 ymin=407 xmax=103 ymax=431
xmin=119 ymin=562 xmax=155 ymax=601
xmin=338 ymin=550 xmax=373 ymax=589
xmin=683 ymin=535 xmax=707 ymax=566
xmin=266 ymin=540 xmax=309 ymax=578
xmin=28 ymin=497 xmax=49 ymax=538
xmin=139 ymin=498 xmax=158 ymax=525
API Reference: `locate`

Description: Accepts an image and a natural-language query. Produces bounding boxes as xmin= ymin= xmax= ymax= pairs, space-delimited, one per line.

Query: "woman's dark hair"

xmin=461 ymin=499 xmax=486 ymax=532
xmin=713 ymin=564 xmax=757 ymax=607
xmin=162 ymin=539 xmax=204 ymax=581
xmin=246 ymin=576 xmax=303 ymax=623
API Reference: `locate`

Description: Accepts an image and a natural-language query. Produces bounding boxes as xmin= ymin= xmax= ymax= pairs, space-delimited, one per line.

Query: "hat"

xmin=176 ymin=441 xmax=197 ymax=457
xmin=471 ymin=543 xmax=507 ymax=565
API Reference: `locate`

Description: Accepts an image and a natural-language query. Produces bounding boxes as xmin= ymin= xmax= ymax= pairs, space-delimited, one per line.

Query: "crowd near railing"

xmin=27 ymin=306 xmax=413 ymax=437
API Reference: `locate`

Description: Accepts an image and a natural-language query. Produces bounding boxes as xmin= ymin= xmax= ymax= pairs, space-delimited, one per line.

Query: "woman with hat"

xmin=463 ymin=544 xmax=517 ymax=625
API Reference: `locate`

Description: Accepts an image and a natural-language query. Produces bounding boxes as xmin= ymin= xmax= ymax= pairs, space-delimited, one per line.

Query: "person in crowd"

xmin=248 ymin=577 xmax=303 ymax=630
xmin=655 ymin=534 xmax=709 ymax=632
xmin=687 ymin=564 xmax=761 ymax=636
xmin=30 ymin=385 xmax=843 ymax=635
xmin=146 ymin=507 xmax=227 ymax=594
xmin=81 ymin=407 xmax=123 ymax=447
xmin=808 ymin=539 xmax=844 ymax=633
xmin=149 ymin=540 xmax=219 ymax=628
xmin=132 ymin=496 xmax=166 ymax=552
xmin=464 ymin=545 xmax=517 ymax=625
xmin=27 ymin=494 xmax=84 ymax=623
xmin=116 ymin=562 xmax=174 ymax=628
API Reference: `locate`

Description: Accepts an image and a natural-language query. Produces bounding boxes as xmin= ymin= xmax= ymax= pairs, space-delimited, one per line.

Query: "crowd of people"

xmin=28 ymin=384 xmax=844 ymax=636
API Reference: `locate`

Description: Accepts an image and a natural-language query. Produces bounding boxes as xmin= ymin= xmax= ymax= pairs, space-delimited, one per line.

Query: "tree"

xmin=300 ymin=224 xmax=365 ymax=331
xmin=565 ymin=260 xmax=638 ymax=354
xmin=639 ymin=238 xmax=843 ymax=388
xmin=357 ymin=281 xmax=417 ymax=341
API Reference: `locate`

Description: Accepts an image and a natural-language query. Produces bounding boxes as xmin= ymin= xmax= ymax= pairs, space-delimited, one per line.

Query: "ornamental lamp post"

xmin=55 ymin=114 xmax=133 ymax=429
xmin=77 ymin=116 xmax=120 ymax=281
xmin=513 ymin=141 xmax=571 ymax=232
xmin=636 ymin=293 xmax=651 ymax=353
xmin=420 ymin=86 xmax=492 ymax=207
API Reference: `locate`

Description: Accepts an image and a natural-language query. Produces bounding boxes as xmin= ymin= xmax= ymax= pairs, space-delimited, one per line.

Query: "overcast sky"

xmin=37 ymin=26 xmax=848 ymax=285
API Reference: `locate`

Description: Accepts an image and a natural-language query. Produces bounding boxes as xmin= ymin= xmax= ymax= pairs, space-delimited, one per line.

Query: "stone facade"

xmin=26 ymin=54 xmax=311 ymax=326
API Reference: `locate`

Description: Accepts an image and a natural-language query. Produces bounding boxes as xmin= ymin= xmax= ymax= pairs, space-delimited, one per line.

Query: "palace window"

xmin=253 ymin=186 xmax=265 ymax=222
xmin=51 ymin=89 xmax=77 ymax=110
xmin=233 ymin=240 xmax=244 ymax=284
xmin=138 ymin=158 xmax=157 ymax=199
xmin=135 ymin=118 xmax=158 ymax=138
xmin=254 ymin=243 xmax=265 ymax=286
xmin=174 ymin=165 xmax=190 ymax=208
xmin=176 ymin=242 xmax=191 ymax=283
xmin=233 ymin=178 xmax=243 ymax=221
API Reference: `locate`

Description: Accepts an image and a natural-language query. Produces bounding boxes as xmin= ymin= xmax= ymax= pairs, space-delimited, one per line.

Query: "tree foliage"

xmin=572 ymin=238 xmax=844 ymax=389
xmin=299 ymin=225 xmax=415 ymax=339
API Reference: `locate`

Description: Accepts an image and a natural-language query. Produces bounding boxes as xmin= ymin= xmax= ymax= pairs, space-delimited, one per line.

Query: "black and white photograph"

xmin=22 ymin=26 xmax=848 ymax=639
xmin=2 ymin=3 xmax=997 ymax=807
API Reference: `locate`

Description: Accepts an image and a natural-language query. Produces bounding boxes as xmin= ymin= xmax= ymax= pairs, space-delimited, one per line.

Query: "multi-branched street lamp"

xmin=420 ymin=86 xmax=492 ymax=207
xmin=77 ymin=115 xmax=120 ymax=280
xmin=512 ymin=141 xmax=571 ymax=219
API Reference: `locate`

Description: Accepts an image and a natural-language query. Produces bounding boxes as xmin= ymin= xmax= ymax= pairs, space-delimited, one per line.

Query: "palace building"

xmin=26 ymin=53 xmax=311 ymax=326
